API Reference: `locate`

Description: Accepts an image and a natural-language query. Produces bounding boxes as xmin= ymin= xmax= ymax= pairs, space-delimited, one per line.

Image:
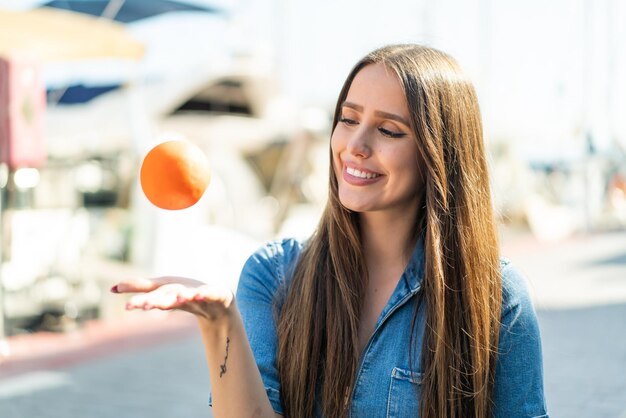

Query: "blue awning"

xmin=40 ymin=0 xmax=227 ymax=104
xmin=43 ymin=0 xmax=223 ymax=23
xmin=47 ymin=84 xmax=120 ymax=104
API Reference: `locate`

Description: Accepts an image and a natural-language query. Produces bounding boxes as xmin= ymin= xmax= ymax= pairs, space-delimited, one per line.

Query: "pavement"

xmin=499 ymin=227 xmax=626 ymax=418
xmin=501 ymin=226 xmax=626 ymax=309
xmin=0 ymin=311 xmax=197 ymax=380
xmin=0 ymin=226 xmax=625 ymax=418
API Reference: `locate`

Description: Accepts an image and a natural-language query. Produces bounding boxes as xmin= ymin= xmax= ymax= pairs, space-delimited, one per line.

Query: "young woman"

xmin=112 ymin=44 xmax=548 ymax=418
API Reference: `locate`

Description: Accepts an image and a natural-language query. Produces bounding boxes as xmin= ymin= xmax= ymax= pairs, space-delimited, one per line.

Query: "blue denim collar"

xmin=404 ymin=235 xmax=425 ymax=295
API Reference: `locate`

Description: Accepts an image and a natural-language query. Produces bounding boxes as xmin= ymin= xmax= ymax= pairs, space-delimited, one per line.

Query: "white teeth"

xmin=347 ymin=166 xmax=379 ymax=179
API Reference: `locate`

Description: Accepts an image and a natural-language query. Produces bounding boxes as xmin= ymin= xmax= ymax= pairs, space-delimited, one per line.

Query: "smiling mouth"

xmin=346 ymin=166 xmax=381 ymax=179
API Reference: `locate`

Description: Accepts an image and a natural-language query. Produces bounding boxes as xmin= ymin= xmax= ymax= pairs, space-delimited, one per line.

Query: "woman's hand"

xmin=112 ymin=277 xmax=279 ymax=418
xmin=112 ymin=277 xmax=235 ymax=324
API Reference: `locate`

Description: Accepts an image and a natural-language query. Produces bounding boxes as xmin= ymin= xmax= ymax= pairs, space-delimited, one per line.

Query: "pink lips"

xmin=342 ymin=163 xmax=383 ymax=186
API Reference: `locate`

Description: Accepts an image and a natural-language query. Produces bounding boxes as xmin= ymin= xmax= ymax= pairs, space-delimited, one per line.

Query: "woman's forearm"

xmin=199 ymin=304 xmax=278 ymax=418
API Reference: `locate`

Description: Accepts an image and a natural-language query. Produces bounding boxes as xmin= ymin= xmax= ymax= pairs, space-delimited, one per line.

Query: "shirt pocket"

xmin=386 ymin=367 xmax=422 ymax=418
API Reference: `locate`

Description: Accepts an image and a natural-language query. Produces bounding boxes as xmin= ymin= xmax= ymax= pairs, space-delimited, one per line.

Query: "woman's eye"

xmin=339 ymin=117 xmax=358 ymax=126
xmin=378 ymin=127 xmax=406 ymax=138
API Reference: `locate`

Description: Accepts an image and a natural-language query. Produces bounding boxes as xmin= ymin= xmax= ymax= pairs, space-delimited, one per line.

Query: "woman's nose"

xmin=346 ymin=128 xmax=372 ymax=158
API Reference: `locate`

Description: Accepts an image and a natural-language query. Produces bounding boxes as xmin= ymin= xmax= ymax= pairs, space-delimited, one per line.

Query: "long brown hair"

xmin=276 ymin=44 xmax=502 ymax=418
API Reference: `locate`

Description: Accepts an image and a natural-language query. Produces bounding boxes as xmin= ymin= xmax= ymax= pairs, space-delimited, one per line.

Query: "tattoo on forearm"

xmin=219 ymin=337 xmax=230 ymax=378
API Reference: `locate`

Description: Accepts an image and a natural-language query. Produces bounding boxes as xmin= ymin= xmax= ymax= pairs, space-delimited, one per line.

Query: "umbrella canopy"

xmin=43 ymin=0 xmax=222 ymax=23
xmin=0 ymin=7 xmax=144 ymax=62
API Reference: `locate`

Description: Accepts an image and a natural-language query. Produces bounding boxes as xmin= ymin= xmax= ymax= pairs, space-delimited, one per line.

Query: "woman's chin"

xmin=338 ymin=198 xmax=374 ymax=213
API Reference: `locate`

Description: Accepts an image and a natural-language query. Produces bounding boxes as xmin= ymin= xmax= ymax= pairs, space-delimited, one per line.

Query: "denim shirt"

xmin=233 ymin=238 xmax=549 ymax=418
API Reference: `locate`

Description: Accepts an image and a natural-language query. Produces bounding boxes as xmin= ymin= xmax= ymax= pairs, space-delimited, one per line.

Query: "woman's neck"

xmin=359 ymin=209 xmax=417 ymax=277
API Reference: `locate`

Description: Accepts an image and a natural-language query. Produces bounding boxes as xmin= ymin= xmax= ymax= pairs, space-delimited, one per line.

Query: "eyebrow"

xmin=342 ymin=101 xmax=411 ymax=127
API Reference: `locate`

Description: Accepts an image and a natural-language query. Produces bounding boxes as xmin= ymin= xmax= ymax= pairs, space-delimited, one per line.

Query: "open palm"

xmin=114 ymin=277 xmax=235 ymax=322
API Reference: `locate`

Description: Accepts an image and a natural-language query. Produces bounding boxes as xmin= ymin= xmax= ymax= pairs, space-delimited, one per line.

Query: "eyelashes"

xmin=339 ymin=117 xmax=406 ymax=138
xmin=378 ymin=127 xmax=406 ymax=138
xmin=339 ymin=117 xmax=358 ymax=126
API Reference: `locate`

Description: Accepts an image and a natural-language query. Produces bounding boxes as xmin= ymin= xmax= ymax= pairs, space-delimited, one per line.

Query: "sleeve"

xmin=492 ymin=263 xmax=549 ymax=418
xmin=210 ymin=240 xmax=293 ymax=415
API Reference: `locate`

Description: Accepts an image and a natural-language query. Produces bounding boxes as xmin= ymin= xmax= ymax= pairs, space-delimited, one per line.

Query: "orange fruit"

xmin=140 ymin=140 xmax=211 ymax=210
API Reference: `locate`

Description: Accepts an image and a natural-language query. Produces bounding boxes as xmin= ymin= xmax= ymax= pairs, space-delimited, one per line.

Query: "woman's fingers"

xmin=176 ymin=286 xmax=200 ymax=302
xmin=114 ymin=278 xmax=167 ymax=294
xmin=125 ymin=284 xmax=234 ymax=319
xmin=126 ymin=283 xmax=185 ymax=310
xmin=113 ymin=276 xmax=205 ymax=294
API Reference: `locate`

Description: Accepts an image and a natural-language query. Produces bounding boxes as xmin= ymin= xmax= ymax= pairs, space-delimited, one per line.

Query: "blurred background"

xmin=0 ymin=0 xmax=624 ymax=417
